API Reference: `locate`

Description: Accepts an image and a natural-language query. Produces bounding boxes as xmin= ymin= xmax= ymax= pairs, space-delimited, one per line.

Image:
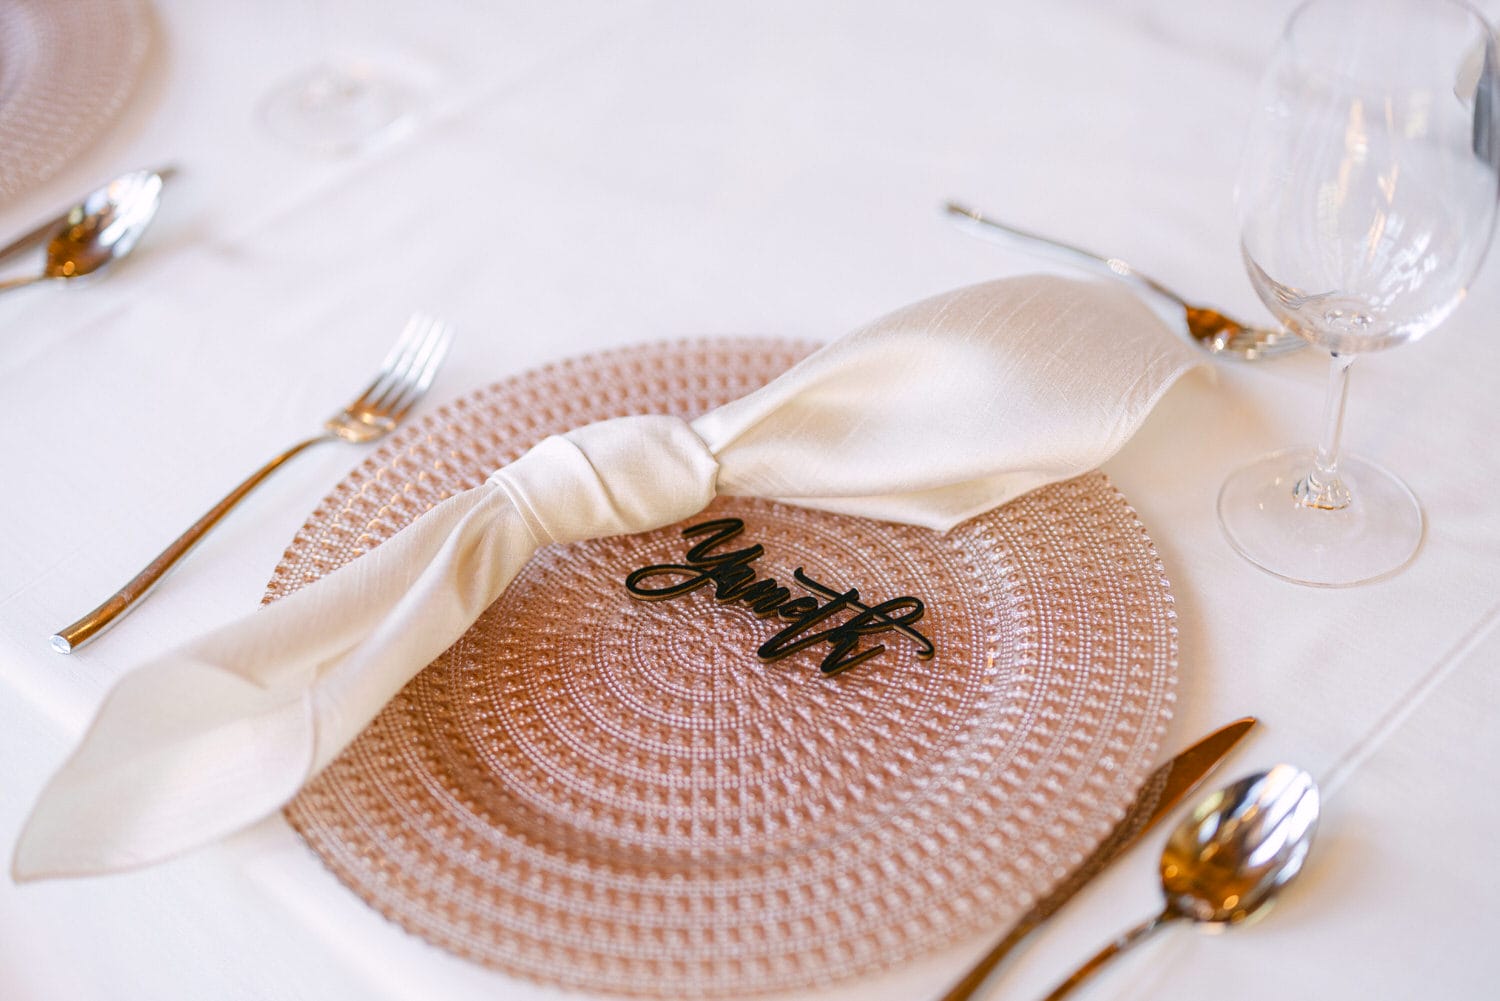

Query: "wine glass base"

xmin=1217 ymin=446 xmax=1423 ymax=587
xmin=260 ymin=63 xmax=417 ymax=156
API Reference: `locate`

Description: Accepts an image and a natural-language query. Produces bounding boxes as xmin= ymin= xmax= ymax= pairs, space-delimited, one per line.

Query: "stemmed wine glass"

xmin=259 ymin=3 xmax=420 ymax=156
xmin=1220 ymin=0 xmax=1500 ymax=587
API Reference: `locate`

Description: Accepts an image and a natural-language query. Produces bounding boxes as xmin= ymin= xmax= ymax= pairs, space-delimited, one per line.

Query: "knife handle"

xmin=936 ymin=916 xmax=1040 ymax=1001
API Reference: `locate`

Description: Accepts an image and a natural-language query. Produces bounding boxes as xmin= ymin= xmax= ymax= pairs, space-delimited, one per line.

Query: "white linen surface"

xmin=4 ymin=2 xmax=1498 ymax=999
xmin=12 ymin=275 xmax=1198 ymax=879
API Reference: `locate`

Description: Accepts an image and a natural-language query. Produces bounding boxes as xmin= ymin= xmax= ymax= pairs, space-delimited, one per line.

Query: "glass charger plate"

xmin=267 ymin=338 xmax=1178 ymax=997
xmin=0 ymin=0 xmax=151 ymax=201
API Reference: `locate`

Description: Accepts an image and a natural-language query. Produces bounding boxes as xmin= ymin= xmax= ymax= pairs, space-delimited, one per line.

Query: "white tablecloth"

xmin=2 ymin=2 xmax=1495 ymax=998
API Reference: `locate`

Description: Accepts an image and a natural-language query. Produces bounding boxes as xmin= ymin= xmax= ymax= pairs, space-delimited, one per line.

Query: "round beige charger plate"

xmin=0 ymin=0 xmax=151 ymax=200
xmin=266 ymin=338 xmax=1178 ymax=998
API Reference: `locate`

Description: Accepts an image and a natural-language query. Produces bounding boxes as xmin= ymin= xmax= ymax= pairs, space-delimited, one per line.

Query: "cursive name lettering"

xmin=624 ymin=518 xmax=935 ymax=675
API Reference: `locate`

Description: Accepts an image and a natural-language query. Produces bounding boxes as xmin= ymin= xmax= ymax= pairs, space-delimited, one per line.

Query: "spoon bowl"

xmin=1162 ymin=766 xmax=1319 ymax=926
xmin=1042 ymin=765 xmax=1320 ymax=1000
xmin=0 ymin=169 xmax=166 ymax=293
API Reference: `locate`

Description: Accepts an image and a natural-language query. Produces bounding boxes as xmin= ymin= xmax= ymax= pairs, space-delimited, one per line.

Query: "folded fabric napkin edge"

xmin=12 ymin=274 xmax=1203 ymax=882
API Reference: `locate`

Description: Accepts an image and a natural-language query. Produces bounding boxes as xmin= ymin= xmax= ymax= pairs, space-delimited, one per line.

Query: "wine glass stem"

xmin=1295 ymin=352 xmax=1355 ymax=510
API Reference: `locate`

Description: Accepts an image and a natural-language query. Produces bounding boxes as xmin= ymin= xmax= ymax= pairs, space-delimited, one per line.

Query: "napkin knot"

xmin=13 ymin=275 xmax=1205 ymax=882
xmin=487 ymin=414 xmax=720 ymax=545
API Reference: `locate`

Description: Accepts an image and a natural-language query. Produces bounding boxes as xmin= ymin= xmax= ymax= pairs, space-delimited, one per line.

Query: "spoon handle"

xmin=1037 ymin=909 xmax=1180 ymax=1001
xmin=943 ymin=202 xmax=1194 ymax=309
xmin=0 ymin=273 xmax=50 ymax=294
xmin=0 ymin=216 xmax=61 ymax=265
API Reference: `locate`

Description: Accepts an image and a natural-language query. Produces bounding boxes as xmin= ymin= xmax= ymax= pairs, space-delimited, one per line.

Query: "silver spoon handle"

xmin=50 ymin=434 xmax=331 ymax=653
xmin=943 ymin=202 xmax=1192 ymax=309
xmin=1038 ymin=909 xmax=1180 ymax=1001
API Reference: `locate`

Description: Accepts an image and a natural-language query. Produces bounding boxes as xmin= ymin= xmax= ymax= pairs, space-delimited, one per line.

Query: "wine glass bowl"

xmin=261 ymin=62 xmax=417 ymax=157
xmin=1219 ymin=0 xmax=1500 ymax=587
xmin=258 ymin=3 xmax=422 ymax=157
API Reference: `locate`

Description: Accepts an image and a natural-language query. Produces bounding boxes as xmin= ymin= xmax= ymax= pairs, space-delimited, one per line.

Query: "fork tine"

xmin=346 ymin=317 xmax=424 ymax=413
xmin=364 ymin=314 xmax=444 ymax=414
xmin=384 ymin=320 xmax=453 ymax=423
xmin=53 ymin=312 xmax=455 ymax=653
xmin=358 ymin=316 xmax=435 ymax=412
xmin=348 ymin=314 xmax=436 ymax=413
xmin=366 ymin=315 xmax=445 ymax=415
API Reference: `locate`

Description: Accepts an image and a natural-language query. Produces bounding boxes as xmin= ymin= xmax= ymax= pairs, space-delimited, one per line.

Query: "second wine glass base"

xmin=260 ymin=63 xmax=417 ymax=157
xmin=1217 ymin=446 xmax=1423 ymax=587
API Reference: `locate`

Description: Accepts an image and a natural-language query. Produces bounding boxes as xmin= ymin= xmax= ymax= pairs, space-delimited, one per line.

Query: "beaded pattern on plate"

xmin=268 ymin=338 xmax=1178 ymax=998
xmin=0 ymin=0 xmax=151 ymax=201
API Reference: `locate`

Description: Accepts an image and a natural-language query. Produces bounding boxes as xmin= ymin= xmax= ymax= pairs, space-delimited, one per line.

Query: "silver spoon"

xmin=945 ymin=201 xmax=1305 ymax=360
xmin=0 ymin=169 xmax=167 ymax=294
xmin=1038 ymin=765 xmax=1320 ymax=1001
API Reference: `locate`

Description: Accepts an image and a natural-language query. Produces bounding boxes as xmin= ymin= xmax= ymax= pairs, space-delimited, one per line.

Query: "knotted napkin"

xmin=14 ymin=275 xmax=1200 ymax=880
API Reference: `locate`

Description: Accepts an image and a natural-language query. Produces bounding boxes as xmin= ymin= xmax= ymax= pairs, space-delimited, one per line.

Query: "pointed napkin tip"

xmin=10 ymin=826 xmax=57 ymax=884
xmin=8 ymin=801 xmax=97 ymax=884
xmin=10 ymin=817 xmax=167 ymax=884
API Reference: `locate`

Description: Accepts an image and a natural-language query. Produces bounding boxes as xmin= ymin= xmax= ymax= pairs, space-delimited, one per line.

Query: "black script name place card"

xmin=623 ymin=518 xmax=935 ymax=675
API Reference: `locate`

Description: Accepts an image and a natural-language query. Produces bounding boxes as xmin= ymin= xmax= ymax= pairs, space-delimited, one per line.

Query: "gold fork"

xmin=51 ymin=313 xmax=454 ymax=653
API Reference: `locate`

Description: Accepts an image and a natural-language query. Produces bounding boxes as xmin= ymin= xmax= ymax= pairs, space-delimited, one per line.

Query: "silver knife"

xmin=937 ymin=717 xmax=1258 ymax=1001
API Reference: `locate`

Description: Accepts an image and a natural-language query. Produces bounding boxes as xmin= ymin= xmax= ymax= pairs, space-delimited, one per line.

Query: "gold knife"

xmin=937 ymin=717 xmax=1258 ymax=1001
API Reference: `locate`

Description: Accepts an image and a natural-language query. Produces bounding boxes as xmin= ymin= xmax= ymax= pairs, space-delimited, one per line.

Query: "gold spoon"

xmin=1039 ymin=765 xmax=1320 ymax=1000
xmin=0 ymin=169 xmax=167 ymax=294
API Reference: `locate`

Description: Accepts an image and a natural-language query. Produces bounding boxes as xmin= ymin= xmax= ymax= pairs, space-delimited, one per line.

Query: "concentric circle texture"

xmin=0 ymin=0 xmax=151 ymax=201
xmin=267 ymin=338 xmax=1177 ymax=997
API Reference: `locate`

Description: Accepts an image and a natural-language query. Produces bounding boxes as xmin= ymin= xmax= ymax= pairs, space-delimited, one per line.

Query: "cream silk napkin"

xmin=14 ymin=275 xmax=1200 ymax=880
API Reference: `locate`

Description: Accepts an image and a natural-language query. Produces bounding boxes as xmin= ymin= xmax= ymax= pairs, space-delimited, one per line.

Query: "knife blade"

xmin=937 ymin=716 xmax=1258 ymax=1001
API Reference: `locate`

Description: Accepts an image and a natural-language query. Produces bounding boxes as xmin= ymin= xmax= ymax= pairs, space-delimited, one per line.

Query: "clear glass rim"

xmin=1282 ymin=0 xmax=1495 ymax=73
xmin=1237 ymin=0 xmax=1500 ymax=337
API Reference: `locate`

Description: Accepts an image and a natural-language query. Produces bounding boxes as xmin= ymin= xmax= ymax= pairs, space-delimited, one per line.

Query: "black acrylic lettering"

xmin=625 ymin=518 xmax=935 ymax=675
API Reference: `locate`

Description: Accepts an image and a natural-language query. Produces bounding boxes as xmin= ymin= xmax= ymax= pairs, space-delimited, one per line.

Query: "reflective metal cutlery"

xmin=0 ymin=168 xmax=171 ymax=293
xmin=51 ymin=314 xmax=454 ymax=653
xmin=1039 ymin=764 xmax=1318 ymax=1000
xmin=944 ymin=201 xmax=1304 ymax=360
xmin=937 ymin=717 xmax=1258 ymax=1001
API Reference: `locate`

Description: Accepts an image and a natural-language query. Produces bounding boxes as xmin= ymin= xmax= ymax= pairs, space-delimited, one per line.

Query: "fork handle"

xmin=50 ymin=434 xmax=332 ymax=654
